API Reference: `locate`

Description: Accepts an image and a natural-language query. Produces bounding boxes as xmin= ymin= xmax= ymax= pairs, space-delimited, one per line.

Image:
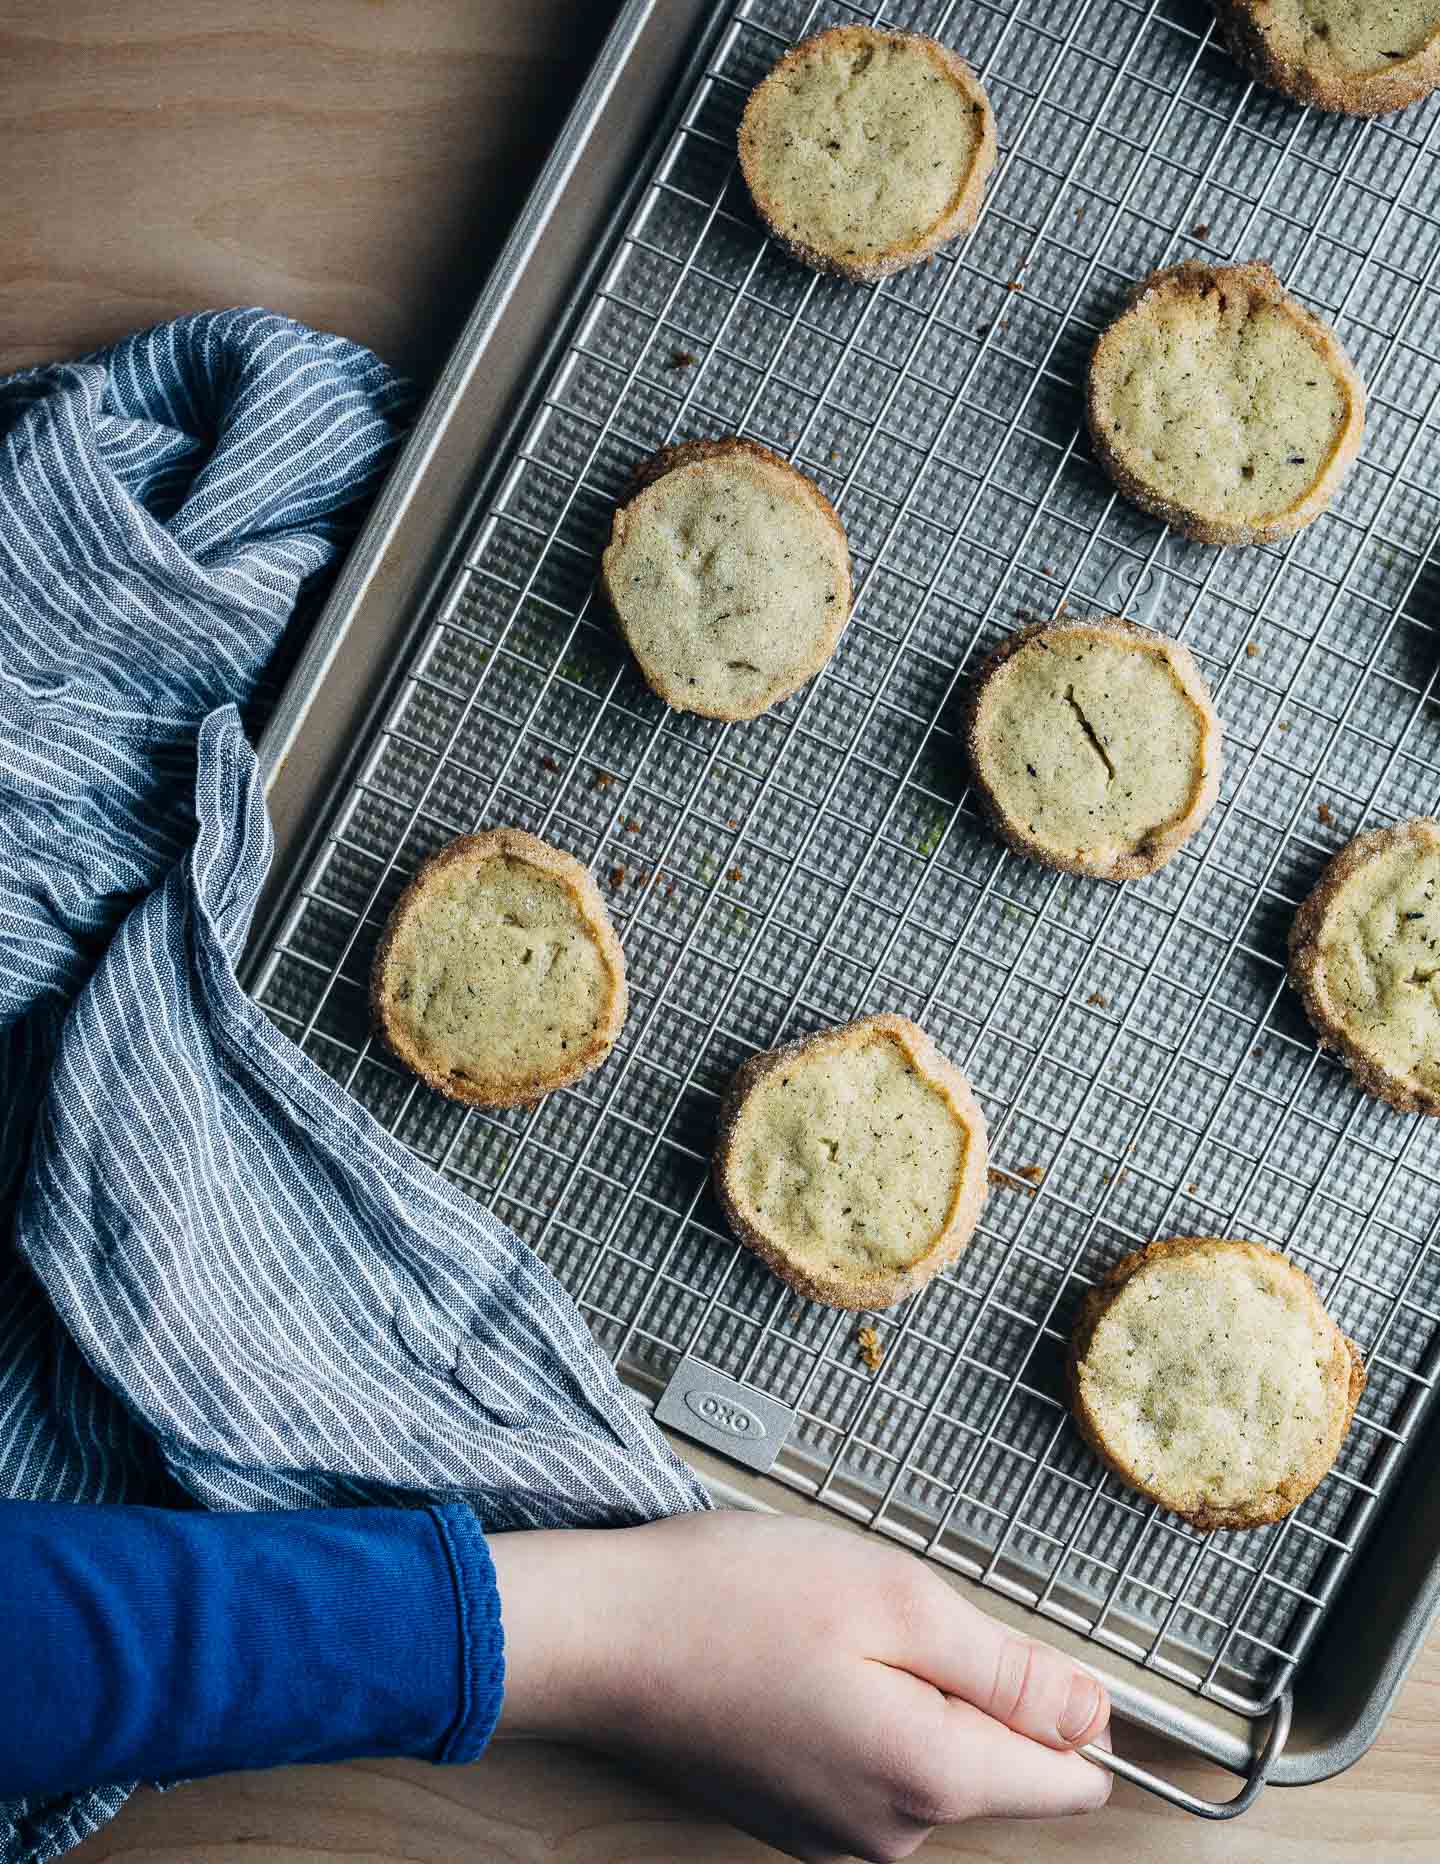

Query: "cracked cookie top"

xmin=1290 ymin=816 xmax=1440 ymax=1114
xmin=964 ymin=619 xmax=1223 ymax=881
xmin=737 ymin=25 xmax=996 ymax=281
xmin=601 ymin=437 xmax=852 ymax=722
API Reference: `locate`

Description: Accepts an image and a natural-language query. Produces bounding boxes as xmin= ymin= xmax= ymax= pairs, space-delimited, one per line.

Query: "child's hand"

xmin=489 ymin=1509 xmax=1111 ymax=1861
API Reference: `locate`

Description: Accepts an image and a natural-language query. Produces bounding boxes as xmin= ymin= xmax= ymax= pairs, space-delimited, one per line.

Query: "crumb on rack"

xmin=540 ymin=754 xmax=560 ymax=773
xmin=665 ymin=881 xmax=677 ymax=898
xmin=1087 ymin=990 xmax=1107 ymax=1007
xmin=1277 ymin=720 xmax=1291 ymax=732
xmin=1317 ymin=802 xmax=1334 ymax=826
xmin=856 ymin=1325 xmax=885 ymax=1374
xmin=1186 ymin=1182 xmax=1199 ymax=1194
xmin=1191 ymin=221 xmax=1210 ymax=239
xmin=727 ymin=816 xmax=740 ymax=829
xmin=988 ymin=1165 xmax=1043 ymax=1196
xmin=594 ymin=770 xmax=615 ymax=790
xmin=1246 ymin=642 xmax=1259 ymax=658
xmin=669 ymin=349 xmax=698 ymax=370
xmin=625 ymin=818 xmax=641 ymax=833
xmin=728 ymin=866 xmax=743 ymax=884
xmin=609 ymin=865 xmax=626 ymax=889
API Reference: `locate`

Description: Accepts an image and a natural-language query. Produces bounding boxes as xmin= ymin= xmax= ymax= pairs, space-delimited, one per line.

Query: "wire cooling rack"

xmin=253 ymin=0 xmax=1440 ymax=1720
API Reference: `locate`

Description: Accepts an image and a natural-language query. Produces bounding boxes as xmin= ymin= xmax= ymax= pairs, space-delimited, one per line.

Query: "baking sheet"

xmin=252 ymin=0 xmax=1440 ymax=1724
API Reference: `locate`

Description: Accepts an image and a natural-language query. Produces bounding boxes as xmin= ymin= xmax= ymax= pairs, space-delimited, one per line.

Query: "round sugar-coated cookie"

xmin=738 ymin=25 xmax=996 ymax=281
xmin=372 ymin=829 xmax=627 ymax=1108
xmin=1069 ymin=1236 xmax=1365 ymax=1532
xmin=1216 ymin=0 xmax=1440 ymax=116
xmin=714 ymin=1013 xmax=989 ymax=1310
xmin=1290 ymin=816 xmax=1440 ymax=1115
xmin=601 ymin=437 xmax=851 ymax=721
xmin=965 ymin=619 xmax=1222 ymax=880
xmin=1087 ymin=260 xmax=1365 ymax=547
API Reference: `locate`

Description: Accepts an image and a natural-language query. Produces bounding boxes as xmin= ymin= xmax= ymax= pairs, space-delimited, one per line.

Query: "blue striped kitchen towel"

xmin=0 ymin=309 xmax=708 ymax=1864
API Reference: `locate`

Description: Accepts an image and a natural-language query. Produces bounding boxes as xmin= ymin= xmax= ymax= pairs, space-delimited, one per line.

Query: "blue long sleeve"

xmin=0 ymin=1501 xmax=504 ymax=1803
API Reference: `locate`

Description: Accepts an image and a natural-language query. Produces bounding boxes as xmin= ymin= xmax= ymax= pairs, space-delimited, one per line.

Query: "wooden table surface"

xmin=2 ymin=3 xmax=1433 ymax=1858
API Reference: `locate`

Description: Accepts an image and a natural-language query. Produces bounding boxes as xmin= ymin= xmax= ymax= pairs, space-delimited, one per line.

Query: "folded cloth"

xmin=0 ymin=310 xmax=707 ymax=1864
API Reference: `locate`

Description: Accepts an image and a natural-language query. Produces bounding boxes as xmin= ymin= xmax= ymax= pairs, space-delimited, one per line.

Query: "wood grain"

xmin=0 ymin=0 xmax=616 ymax=384
xmin=7 ymin=3 xmax=1438 ymax=1859
xmin=65 ymin=1637 xmax=1440 ymax=1863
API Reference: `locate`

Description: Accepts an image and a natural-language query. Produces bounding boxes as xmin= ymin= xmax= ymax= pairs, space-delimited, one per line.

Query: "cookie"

xmin=1087 ymin=260 xmax=1365 ymax=547
xmin=1290 ymin=816 xmax=1440 ymax=1115
xmin=714 ymin=1013 xmax=989 ymax=1310
xmin=737 ymin=25 xmax=997 ymax=281
xmin=601 ymin=437 xmax=851 ymax=721
xmin=965 ymin=619 xmax=1222 ymax=880
xmin=1069 ymin=1236 xmax=1365 ymax=1532
xmin=1216 ymin=0 xmax=1440 ymax=115
xmin=371 ymin=829 xmax=627 ymax=1108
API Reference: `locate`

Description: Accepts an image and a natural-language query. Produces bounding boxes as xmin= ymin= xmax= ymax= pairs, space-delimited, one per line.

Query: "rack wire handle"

xmin=1079 ymin=1689 xmax=1293 ymax=1819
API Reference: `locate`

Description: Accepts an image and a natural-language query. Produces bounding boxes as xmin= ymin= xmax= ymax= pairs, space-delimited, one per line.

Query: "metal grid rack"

xmin=254 ymin=0 xmax=1440 ymax=1724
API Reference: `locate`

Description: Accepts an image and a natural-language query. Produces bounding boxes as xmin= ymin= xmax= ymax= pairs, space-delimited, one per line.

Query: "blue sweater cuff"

xmin=428 ymin=1503 xmax=506 ymax=1764
xmin=0 ymin=1499 xmax=507 ymax=1804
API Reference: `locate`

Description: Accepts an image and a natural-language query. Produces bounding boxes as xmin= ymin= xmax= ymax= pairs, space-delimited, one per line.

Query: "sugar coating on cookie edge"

xmin=1217 ymin=0 xmax=1440 ymax=114
xmin=1291 ymin=817 xmax=1440 ymax=1114
xmin=1088 ymin=261 xmax=1364 ymax=545
xmin=738 ymin=26 xmax=995 ymax=278
xmin=967 ymin=622 xmax=1221 ymax=880
xmin=1071 ymin=1237 xmax=1362 ymax=1530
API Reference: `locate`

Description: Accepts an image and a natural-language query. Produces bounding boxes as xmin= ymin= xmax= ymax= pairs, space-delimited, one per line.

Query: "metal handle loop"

xmin=1078 ymin=1690 xmax=1292 ymax=1819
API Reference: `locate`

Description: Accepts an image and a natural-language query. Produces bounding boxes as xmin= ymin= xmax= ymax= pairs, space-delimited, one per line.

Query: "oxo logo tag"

xmin=656 ymin=1358 xmax=794 ymax=1472
xmin=684 ymin=1387 xmax=766 ymax=1440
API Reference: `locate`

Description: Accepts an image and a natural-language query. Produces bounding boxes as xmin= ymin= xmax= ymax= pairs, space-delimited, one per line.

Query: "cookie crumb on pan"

xmin=855 ymin=1324 xmax=886 ymax=1373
